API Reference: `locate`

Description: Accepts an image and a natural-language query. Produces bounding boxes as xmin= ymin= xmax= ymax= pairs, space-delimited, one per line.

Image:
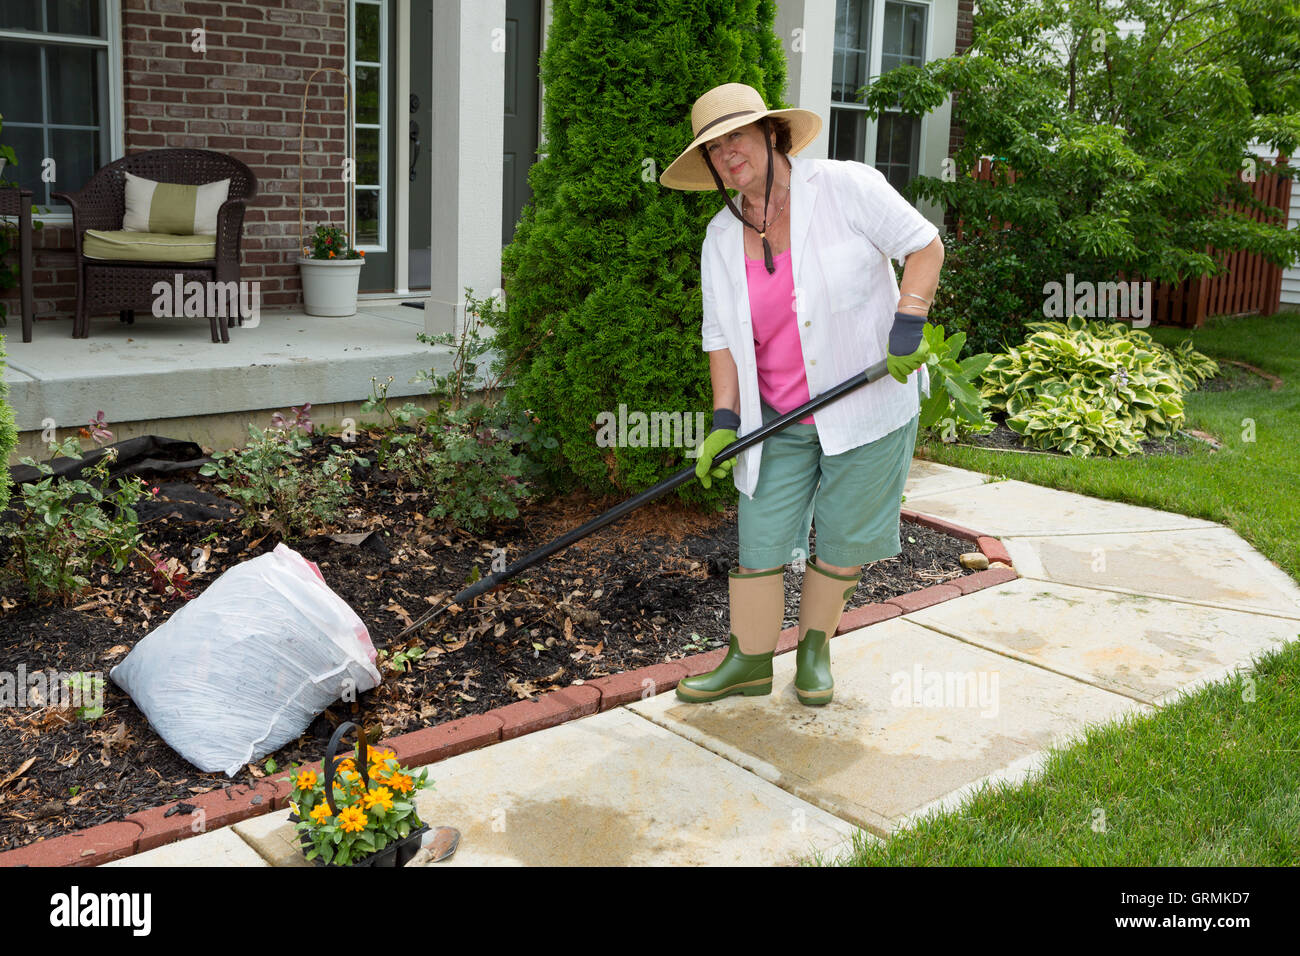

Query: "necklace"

xmin=741 ymin=179 xmax=791 ymax=236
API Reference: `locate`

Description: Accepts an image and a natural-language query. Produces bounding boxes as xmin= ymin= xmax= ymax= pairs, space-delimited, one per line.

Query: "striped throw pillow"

xmin=122 ymin=171 xmax=231 ymax=236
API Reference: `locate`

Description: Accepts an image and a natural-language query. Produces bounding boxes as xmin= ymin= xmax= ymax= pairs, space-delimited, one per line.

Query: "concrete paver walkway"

xmin=105 ymin=461 xmax=1300 ymax=866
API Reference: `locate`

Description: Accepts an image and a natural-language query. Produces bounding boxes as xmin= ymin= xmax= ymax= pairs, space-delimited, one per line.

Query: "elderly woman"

xmin=659 ymin=83 xmax=944 ymax=706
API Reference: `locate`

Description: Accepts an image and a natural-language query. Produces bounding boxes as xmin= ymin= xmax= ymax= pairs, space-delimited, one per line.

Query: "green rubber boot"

xmin=794 ymin=556 xmax=862 ymax=706
xmin=676 ymin=565 xmax=784 ymax=703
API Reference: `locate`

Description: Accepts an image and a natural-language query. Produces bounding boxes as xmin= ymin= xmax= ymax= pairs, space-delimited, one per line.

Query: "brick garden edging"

xmin=0 ymin=514 xmax=1015 ymax=867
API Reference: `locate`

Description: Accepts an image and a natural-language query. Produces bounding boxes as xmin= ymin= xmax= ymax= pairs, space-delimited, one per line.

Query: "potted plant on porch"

xmin=298 ymin=224 xmax=365 ymax=316
xmin=295 ymin=67 xmax=365 ymax=317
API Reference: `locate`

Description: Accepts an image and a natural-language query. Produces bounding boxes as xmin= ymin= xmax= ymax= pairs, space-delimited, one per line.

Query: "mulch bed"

xmin=948 ymin=420 xmax=1203 ymax=457
xmin=0 ymin=431 xmax=981 ymax=853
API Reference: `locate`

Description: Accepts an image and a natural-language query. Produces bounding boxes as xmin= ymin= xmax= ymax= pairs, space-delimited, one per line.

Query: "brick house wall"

xmin=2 ymin=0 xmax=352 ymax=331
xmin=943 ymin=0 xmax=975 ymax=234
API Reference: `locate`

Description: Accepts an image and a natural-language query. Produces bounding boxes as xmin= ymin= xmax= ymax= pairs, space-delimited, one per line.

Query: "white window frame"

xmin=0 ymin=0 xmax=125 ymax=224
xmin=349 ymin=0 xmax=388 ymax=254
xmin=831 ymin=0 xmax=933 ymax=191
xmin=869 ymin=0 xmax=931 ymax=187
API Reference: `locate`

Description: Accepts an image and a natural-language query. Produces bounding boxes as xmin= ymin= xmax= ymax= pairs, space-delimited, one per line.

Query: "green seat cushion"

xmin=83 ymin=230 xmax=216 ymax=262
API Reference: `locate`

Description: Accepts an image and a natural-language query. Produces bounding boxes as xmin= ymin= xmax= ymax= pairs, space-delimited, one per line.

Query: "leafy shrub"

xmin=980 ymin=317 xmax=1205 ymax=456
xmin=2 ymin=439 xmax=145 ymax=603
xmin=199 ymin=426 xmax=368 ymax=538
xmin=360 ymin=291 xmax=559 ymax=533
xmin=927 ymin=231 xmax=1107 ymax=355
xmin=917 ymin=323 xmax=995 ymax=442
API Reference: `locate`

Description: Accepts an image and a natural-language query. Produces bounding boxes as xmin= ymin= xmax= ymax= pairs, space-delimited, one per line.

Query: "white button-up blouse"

xmin=700 ymin=154 xmax=940 ymax=499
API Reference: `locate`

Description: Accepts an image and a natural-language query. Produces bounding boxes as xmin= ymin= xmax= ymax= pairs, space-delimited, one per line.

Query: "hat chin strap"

xmin=700 ymin=118 xmax=778 ymax=275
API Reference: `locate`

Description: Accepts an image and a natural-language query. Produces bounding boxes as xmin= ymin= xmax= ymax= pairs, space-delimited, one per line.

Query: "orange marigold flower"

xmin=362 ymin=786 xmax=394 ymax=812
xmin=387 ymin=772 xmax=413 ymax=794
xmin=336 ymin=757 xmax=356 ymax=773
xmin=310 ymin=803 xmax=332 ymax=824
xmin=295 ymin=769 xmax=317 ymax=791
xmin=328 ymin=250 xmax=335 ymax=258
xmin=337 ymin=806 xmax=367 ymax=833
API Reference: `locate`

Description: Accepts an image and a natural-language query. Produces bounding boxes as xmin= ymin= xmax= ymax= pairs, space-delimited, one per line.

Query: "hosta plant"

xmin=981 ymin=317 xmax=1188 ymax=453
xmin=1026 ymin=317 xmax=1220 ymax=392
xmin=1007 ymin=389 xmax=1144 ymax=457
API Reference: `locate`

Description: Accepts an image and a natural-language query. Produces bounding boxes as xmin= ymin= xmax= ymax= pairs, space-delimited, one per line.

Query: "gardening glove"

xmin=886 ymin=311 xmax=931 ymax=384
xmin=695 ymin=409 xmax=740 ymax=489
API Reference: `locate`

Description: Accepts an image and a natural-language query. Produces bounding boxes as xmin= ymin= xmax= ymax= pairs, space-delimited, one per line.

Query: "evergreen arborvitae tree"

xmin=499 ymin=0 xmax=788 ymax=501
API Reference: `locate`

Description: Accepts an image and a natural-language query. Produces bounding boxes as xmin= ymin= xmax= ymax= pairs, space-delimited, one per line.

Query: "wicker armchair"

xmin=53 ymin=149 xmax=257 ymax=342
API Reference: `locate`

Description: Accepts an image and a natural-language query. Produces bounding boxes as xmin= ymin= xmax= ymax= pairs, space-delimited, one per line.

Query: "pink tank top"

xmin=745 ymin=249 xmax=814 ymax=425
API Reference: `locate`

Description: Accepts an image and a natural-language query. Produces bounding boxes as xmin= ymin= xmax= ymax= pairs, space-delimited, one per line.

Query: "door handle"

xmin=409 ymin=119 xmax=420 ymax=182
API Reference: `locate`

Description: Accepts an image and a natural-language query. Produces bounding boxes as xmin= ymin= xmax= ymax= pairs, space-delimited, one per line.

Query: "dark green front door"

xmin=502 ymin=0 xmax=541 ymax=246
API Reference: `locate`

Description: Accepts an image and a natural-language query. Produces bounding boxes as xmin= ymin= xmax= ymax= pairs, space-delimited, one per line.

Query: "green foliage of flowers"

xmin=496 ymin=0 xmax=788 ymax=501
xmin=285 ymin=745 xmax=430 ymax=867
xmin=980 ymin=316 xmax=1218 ymax=457
xmin=916 ymin=322 xmax=995 ymax=442
xmin=198 ymin=425 xmax=369 ymax=538
xmin=302 ymin=224 xmax=363 ymax=260
xmin=1 ymin=438 xmax=146 ymax=603
xmin=359 ymin=289 xmax=559 ymax=534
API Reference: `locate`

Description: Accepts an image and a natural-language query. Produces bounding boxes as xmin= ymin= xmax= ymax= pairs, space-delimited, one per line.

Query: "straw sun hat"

xmin=659 ymin=82 xmax=822 ymax=192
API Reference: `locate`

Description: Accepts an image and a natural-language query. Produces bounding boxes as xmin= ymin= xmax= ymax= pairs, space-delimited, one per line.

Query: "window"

xmin=830 ymin=0 xmax=872 ymax=164
xmin=0 ymin=0 xmax=121 ymax=212
xmin=830 ymin=0 xmax=928 ymax=194
xmin=875 ymin=1 xmax=926 ymax=193
xmin=350 ymin=0 xmax=386 ymax=251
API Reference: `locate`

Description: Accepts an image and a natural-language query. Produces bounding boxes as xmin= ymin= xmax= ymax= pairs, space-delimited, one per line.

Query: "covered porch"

xmin=4 ymin=298 xmax=456 ymax=463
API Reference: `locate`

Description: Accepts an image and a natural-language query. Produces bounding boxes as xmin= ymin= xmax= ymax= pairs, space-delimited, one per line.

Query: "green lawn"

xmin=827 ymin=310 xmax=1300 ymax=866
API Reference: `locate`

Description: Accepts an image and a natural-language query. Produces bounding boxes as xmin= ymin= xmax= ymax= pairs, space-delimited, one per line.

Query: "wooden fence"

xmin=955 ymin=154 xmax=1294 ymax=327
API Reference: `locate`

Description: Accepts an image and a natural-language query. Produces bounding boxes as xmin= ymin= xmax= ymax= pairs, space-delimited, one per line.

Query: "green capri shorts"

xmin=737 ymin=400 xmax=919 ymax=570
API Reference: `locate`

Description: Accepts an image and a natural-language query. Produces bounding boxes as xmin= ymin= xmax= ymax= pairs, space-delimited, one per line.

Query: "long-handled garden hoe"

xmin=393 ymin=358 xmax=896 ymax=641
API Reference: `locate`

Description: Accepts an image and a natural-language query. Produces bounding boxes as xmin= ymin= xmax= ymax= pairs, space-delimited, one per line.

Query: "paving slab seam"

xmin=984 ymin=523 xmax=1219 ymax=537
xmin=1001 ymin=572 xmax=1300 ymax=622
xmin=898 ymin=616 xmax=1158 ymax=707
xmin=623 ymin=704 xmax=898 ymax=838
xmin=0 ymin=516 xmax=1011 ymax=868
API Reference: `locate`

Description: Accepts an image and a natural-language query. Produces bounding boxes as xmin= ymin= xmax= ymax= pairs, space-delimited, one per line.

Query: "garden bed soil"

xmin=948 ymin=421 xmax=1203 ymax=457
xmin=0 ymin=431 xmax=982 ymax=853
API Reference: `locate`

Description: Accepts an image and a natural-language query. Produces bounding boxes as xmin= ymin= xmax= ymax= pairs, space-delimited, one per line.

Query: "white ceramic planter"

xmin=297 ymin=255 xmax=364 ymax=316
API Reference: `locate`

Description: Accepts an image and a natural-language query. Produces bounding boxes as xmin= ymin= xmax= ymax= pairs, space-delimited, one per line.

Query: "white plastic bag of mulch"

xmin=110 ymin=543 xmax=382 ymax=777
